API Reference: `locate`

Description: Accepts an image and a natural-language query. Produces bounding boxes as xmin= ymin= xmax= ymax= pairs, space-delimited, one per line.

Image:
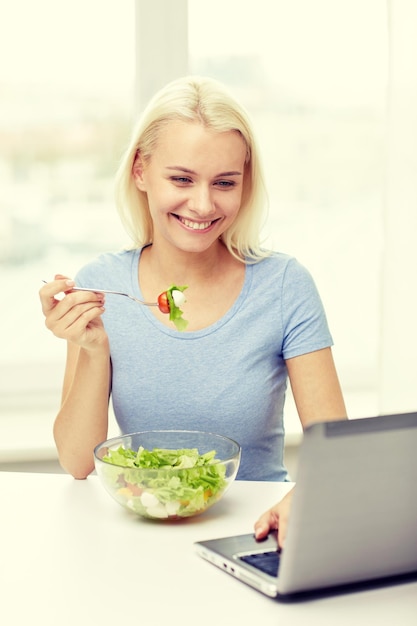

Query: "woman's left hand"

xmin=254 ymin=488 xmax=294 ymax=550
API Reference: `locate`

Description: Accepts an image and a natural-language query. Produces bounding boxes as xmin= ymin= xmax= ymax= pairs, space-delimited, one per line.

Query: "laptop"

xmin=195 ymin=412 xmax=417 ymax=600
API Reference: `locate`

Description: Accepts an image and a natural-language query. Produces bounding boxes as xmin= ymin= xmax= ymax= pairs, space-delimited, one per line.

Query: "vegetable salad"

xmin=100 ymin=446 xmax=228 ymax=519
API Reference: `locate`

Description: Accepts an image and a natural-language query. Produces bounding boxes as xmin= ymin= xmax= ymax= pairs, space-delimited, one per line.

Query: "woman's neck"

xmin=141 ymin=240 xmax=237 ymax=285
xmin=138 ymin=240 xmax=246 ymax=331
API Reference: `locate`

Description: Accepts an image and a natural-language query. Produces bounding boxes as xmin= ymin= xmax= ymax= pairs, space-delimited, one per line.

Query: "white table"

xmin=1 ymin=472 xmax=416 ymax=625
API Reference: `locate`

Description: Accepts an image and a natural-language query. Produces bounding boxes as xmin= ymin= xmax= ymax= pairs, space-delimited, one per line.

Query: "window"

xmin=0 ymin=1 xmax=135 ymax=410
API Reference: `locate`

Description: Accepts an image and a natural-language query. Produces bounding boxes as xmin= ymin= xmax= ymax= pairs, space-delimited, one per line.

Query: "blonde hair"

xmin=115 ymin=75 xmax=270 ymax=262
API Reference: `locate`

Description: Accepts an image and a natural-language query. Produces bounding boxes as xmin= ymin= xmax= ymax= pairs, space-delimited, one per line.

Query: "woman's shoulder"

xmin=251 ymin=250 xmax=306 ymax=276
xmin=75 ymin=248 xmax=139 ymax=285
xmin=249 ymin=251 xmax=317 ymax=299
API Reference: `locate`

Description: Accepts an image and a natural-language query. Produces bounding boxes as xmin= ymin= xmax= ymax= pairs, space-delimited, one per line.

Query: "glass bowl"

xmin=94 ymin=430 xmax=241 ymax=520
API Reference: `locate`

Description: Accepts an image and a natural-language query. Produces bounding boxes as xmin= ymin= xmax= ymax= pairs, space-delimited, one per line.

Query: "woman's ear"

xmin=132 ymin=152 xmax=147 ymax=191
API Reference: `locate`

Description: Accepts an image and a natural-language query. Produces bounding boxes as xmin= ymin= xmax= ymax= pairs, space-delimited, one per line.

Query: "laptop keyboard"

xmin=239 ymin=550 xmax=281 ymax=577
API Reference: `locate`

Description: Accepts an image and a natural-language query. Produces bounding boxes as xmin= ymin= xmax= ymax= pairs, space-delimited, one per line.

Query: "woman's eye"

xmin=171 ymin=176 xmax=192 ymax=184
xmin=215 ymin=180 xmax=236 ymax=188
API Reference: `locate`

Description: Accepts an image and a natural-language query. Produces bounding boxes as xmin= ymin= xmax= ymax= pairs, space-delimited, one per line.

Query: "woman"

xmin=40 ymin=76 xmax=347 ymax=539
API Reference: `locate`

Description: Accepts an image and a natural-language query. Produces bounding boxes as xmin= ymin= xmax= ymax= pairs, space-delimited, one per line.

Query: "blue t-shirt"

xmin=75 ymin=248 xmax=333 ymax=481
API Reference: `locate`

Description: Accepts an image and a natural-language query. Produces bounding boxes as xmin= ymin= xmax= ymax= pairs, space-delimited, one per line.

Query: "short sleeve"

xmin=281 ymin=258 xmax=333 ymax=359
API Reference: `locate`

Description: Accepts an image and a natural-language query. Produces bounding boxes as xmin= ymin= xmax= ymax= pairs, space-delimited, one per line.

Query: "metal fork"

xmin=42 ymin=281 xmax=158 ymax=307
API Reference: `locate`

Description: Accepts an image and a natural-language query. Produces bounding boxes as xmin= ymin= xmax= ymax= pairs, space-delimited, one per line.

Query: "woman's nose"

xmin=189 ymin=185 xmax=216 ymax=217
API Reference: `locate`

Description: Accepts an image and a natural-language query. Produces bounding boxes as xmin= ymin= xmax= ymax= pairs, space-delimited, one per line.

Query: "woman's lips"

xmin=175 ymin=215 xmax=219 ymax=230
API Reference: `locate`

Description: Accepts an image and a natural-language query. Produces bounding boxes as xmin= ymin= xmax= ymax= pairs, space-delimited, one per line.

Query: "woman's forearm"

xmin=53 ymin=344 xmax=111 ymax=479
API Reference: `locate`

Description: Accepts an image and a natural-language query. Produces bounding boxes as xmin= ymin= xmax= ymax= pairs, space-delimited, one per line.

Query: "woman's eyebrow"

xmin=165 ymin=166 xmax=242 ymax=176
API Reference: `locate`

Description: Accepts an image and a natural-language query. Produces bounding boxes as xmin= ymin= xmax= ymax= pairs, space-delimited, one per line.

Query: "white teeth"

xmin=180 ymin=217 xmax=212 ymax=230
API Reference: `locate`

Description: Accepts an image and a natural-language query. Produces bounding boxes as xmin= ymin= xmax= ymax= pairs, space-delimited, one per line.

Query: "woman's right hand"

xmin=39 ymin=274 xmax=107 ymax=351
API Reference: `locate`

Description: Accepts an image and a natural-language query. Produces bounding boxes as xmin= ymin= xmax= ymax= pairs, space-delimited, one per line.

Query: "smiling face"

xmin=132 ymin=120 xmax=247 ymax=254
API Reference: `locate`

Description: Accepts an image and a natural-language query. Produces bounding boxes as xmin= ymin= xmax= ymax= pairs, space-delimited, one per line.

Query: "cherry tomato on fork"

xmin=157 ymin=291 xmax=170 ymax=314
